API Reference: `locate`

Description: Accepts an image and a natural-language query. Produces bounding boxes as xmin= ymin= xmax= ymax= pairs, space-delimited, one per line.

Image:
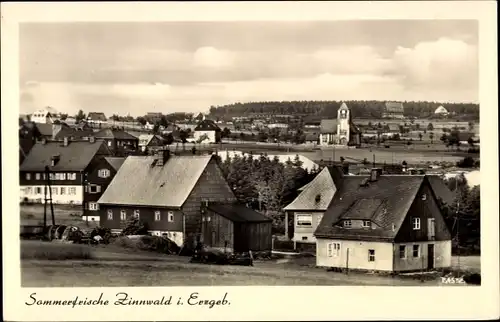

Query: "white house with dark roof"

xmin=31 ymin=107 xmax=59 ymax=124
xmin=319 ymin=103 xmax=361 ymax=147
xmin=283 ymin=165 xmax=346 ymax=251
xmin=194 ymin=119 xmax=221 ymax=143
xmin=314 ymin=170 xmax=452 ymax=272
xmin=434 ymin=105 xmax=449 ymax=116
xmin=19 ymin=138 xmax=111 ymax=206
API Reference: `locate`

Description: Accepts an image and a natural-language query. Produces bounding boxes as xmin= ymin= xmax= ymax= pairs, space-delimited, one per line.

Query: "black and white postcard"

xmin=2 ymin=1 xmax=498 ymax=321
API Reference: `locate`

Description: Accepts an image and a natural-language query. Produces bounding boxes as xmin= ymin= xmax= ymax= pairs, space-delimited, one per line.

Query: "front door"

xmin=427 ymin=244 xmax=435 ymax=269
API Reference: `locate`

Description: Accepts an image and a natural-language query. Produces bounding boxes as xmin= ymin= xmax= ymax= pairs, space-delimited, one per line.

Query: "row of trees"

xmin=209 ymin=100 xmax=479 ymax=121
xmin=216 ymin=153 xmax=318 ymax=232
xmin=442 ymin=175 xmax=480 ymax=254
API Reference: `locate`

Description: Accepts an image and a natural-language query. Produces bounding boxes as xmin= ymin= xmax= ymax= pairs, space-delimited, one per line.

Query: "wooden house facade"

xmin=314 ymin=170 xmax=452 ymax=272
xmin=200 ymin=202 xmax=272 ymax=253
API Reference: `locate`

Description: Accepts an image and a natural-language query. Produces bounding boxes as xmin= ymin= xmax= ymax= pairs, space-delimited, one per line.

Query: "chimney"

xmin=370 ymin=168 xmax=381 ymax=181
xmin=63 ymin=137 xmax=69 ymax=146
xmin=155 ymin=148 xmax=170 ymax=167
xmin=51 ymin=154 xmax=60 ymax=166
xmin=89 ymin=136 xmax=95 ymax=143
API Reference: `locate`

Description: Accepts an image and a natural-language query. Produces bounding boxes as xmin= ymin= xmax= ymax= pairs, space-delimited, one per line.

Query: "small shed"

xmin=200 ymin=202 xmax=272 ymax=253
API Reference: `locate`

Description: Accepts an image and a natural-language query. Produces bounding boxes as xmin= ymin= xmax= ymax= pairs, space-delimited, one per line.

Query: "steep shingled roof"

xmin=206 ymin=202 xmax=271 ymax=223
xmin=104 ymin=157 xmax=126 ymax=171
xmin=98 ymin=155 xmax=214 ymax=208
xmin=87 ymin=112 xmax=107 ymax=121
xmin=195 ymin=119 xmax=221 ymax=131
xmin=427 ymin=175 xmax=455 ymax=205
xmin=284 ymin=166 xmax=345 ymax=211
xmin=320 ymin=119 xmax=338 ymax=134
xmin=314 ymin=175 xmax=425 ymax=241
xmin=20 ymin=140 xmax=109 ymax=171
xmin=93 ymin=128 xmax=138 ymax=140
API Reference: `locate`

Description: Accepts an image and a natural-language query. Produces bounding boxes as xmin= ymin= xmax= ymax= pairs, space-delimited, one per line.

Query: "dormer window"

xmin=421 ymin=194 xmax=427 ymax=201
xmin=362 ymin=220 xmax=371 ymax=228
xmin=343 ymin=220 xmax=352 ymax=228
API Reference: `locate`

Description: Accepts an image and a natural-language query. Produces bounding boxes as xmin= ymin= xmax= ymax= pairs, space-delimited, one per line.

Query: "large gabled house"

xmin=19 ymin=138 xmax=114 ymax=218
xmin=97 ymin=152 xmax=241 ymax=248
xmin=194 ymin=119 xmax=221 ymax=144
xmin=283 ymin=165 xmax=346 ymax=252
xmin=87 ymin=112 xmax=107 ymax=127
xmin=314 ymin=170 xmax=452 ymax=272
xmin=382 ymin=102 xmax=405 ymax=119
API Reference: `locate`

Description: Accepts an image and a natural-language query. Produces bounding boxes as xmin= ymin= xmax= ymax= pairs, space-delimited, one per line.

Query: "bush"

xmin=121 ymin=216 xmax=149 ymax=236
xmin=457 ymin=156 xmax=475 ymax=168
xmin=112 ymin=235 xmax=180 ymax=254
xmin=21 ymin=242 xmax=93 ymax=260
xmin=273 ymin=239 xmax=295 ymax=251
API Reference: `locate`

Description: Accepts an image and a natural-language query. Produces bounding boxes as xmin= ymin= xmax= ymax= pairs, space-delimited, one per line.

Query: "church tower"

xmin=337 ymin=102 xmax=350 ymax=146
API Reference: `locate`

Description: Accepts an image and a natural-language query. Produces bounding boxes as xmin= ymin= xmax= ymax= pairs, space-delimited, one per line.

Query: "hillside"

xmin=208 ymin=100 xmax=479 ymax=121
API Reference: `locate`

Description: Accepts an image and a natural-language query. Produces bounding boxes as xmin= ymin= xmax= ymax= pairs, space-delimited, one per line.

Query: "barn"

xmin=200 ymin=202 xmax=272 ymax=253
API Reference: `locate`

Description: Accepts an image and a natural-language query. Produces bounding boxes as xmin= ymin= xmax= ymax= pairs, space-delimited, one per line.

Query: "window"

xmin=120 ymin=210 xmax=127 ymax=221
xmin=134 ymin=209 xmax=140 ymax=219
xmin=399 ymin=245 xmax=406 ymax=259
xmin=68 ymin=173 xmax=77 ymax=180
xmin=25 ymin=187 xmax=33 ymax=195
xmin=296 ymin=214 xmax=312 ymax=226
xmin=35 ymin=173 xmax=41 ymax=180
xmin=428 ymin=218 xmax=436 ymax=239
xmin=343 ymin=220 xmax=352 ymax=228
xmin=42 ymin=173 xmax=47 ymax=180
xmin=107 ymin=210 xmax=113 ymax=220
xmin=107 ymin=141 xmax=112 ymax=147
xmin=25 ymin=173 xmax=31 ymax=180
xmin=35 ymin=187 xmax=42 ymax=194
xmin=368 ymin=249 xmax=375 ymax=262
xmin=421 ymin=193 xmax=427 ymax=201
xmin=322 ymin=135 xmax=327 ymax=143
xmin=412 ymin=217 xmax=421 ymax=230
xmin=60 ymin=187 xmax=66 ymax=195
xmin=89 ymin=185 xmax=101 ymax=194
xmin=154 ymin=211 xmax=161 ymax=221
xmin=51 ymin=188 xmax=58 ymax=195
xmin=412 ymin=245 xmax=420 ymax=258
xmin=302 ymin=236 xmax=308 ymax=241
xmin=327 ymin=243 xmax=341 ymax=257
xmin=167 ymin=211 xmax=174 ymax=222
xmin=60 ymin=173 xmax=66 ymax=180
xmin=89 ymin=202 xmax=99 ymax=211
xmin=68 ymin=187 xmax=76 ymax=195
xmin=98 ymin=169 xmax=111 ymax=178
xmin=362 ymin=220 xmax=371 ymax=228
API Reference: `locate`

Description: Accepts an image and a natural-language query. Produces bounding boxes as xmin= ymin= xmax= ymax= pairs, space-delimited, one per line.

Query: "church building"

xmin=319 ymin=103 xmax=361 ymax=147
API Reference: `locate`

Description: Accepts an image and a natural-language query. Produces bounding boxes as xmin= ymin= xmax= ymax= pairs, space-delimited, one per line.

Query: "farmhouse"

xmin=314 ymin=170 xmax=452 ymax=272
xmin=194 ymin=119 xmax=221 ymax=143
xmin=200 ymin=202 xmax=272 ymax=253
xmin=19 ymin=138 xmax=114 ymax=215
xmin=87 ymin=112 xmax=107 ymax=126
xmin=383 ymin=102 xmax=405 ymax=119
xmin=138 ymin=134 xmax=164 ymax=153
xmin=319 ymin=103 xmax=361 ymax=147
xmin=283 ymin=165 xmax=346 ymax=252
xmin=93 ymin=128 xmax=139 ymax=156
xmin=97 ymin=151 xmax=238 ymax=248
xmin=304 ymin=133 xmax=319 ymax=145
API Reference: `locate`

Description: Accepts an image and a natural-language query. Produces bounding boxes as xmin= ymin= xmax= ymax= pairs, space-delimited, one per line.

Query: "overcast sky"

xmin=20 ymin=20 xmax=478 ymax=116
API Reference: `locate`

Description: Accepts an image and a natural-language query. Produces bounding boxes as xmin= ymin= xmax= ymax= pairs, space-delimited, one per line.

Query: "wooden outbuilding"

xmin=200 ymin=202 xmax=272 ymax=253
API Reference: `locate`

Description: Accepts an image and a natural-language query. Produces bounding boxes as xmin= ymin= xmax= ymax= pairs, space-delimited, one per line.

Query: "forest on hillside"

xmin=208 ymin=100 xmax=479 ymax=121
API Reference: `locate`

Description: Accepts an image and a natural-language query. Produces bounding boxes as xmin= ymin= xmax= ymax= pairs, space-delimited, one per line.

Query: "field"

xmin=20 ymin=204 xmax=99 ymax=228
xmin=21 ymin=241 xmax=479 ymax=287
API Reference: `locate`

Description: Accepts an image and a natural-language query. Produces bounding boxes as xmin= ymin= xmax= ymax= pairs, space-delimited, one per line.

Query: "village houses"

xmin=138 ymin=134 xmax=164 ymax=153
xmin=93 ymin=128 xmax=139 ymax=156
xmin=97 ymin=151 xmax=270 ymax=251
xmin=314 ymin=169 xmax=452 ymax=272
xmin=19 ymin=138 xmax=126 ymax=220
xmin=382 ymin=102 xmax=405 ymax=119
